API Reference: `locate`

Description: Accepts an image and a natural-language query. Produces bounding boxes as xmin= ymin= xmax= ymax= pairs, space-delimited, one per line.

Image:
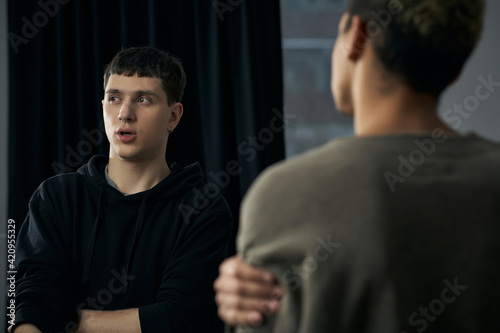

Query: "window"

xmin=281 ymin=0 xmax=353 ymax=158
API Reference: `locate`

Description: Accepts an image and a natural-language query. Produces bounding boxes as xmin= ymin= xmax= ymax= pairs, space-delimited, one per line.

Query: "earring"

xmin=168 ymin=130 xmax=173 ymax=134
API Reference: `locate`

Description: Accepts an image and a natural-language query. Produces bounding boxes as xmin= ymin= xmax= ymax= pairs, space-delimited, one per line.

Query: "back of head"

xmin=345 ymin=0 xmax=485 ymax=96
xmin=103 ymin=47 xmax=186 ymax=105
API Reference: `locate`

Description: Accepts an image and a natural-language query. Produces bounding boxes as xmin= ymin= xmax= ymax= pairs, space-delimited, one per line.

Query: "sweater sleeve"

xmin=138 ymin=207 xmax=232 ymax=333
xmin=13 ymin=188 xmax=79 ymax=333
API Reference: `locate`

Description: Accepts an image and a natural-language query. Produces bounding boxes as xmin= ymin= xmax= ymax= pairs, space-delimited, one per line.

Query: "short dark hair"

xmin=103 ymin=47 xmax=186 ymax=105
xmin=345 ymin=0 xmax=485 ymax=96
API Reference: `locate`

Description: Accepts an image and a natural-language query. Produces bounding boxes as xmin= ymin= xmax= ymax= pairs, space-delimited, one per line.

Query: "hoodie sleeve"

xmin=13 ymin=187 xmax=79 ymax=333
xmin=138 ymin=203 xmax=232 ymax=333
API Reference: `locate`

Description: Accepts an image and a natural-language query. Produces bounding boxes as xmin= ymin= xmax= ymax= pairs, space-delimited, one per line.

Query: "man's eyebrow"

xmin=104 ymin=89 xmax=159 ymax=98
xmin=136 ymin=90 xmax=159 ymax=98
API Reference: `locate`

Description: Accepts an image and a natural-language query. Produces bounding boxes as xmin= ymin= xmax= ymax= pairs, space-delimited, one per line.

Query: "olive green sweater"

xmin=237 ymin=133 xmax=500 ymax=333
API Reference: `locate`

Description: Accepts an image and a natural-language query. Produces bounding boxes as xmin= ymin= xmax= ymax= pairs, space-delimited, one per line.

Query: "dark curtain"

xmin=7 ymin=0 xmax=284 ymax=249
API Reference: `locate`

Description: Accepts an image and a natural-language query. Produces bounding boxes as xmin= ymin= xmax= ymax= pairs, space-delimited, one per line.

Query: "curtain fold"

xmin=8 ymin=0 xmax=284 ymax=250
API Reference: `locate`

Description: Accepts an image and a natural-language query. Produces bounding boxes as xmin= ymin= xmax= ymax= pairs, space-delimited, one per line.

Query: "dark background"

xmin=7 ymin=0 xmax=285 ymax=250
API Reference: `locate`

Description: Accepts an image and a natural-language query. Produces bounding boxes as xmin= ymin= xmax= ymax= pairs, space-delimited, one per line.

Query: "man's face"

xmin=331 ymin=13 xmax=355 ymax=116
xmin=102 ymin=74 xmax=180 ymax=162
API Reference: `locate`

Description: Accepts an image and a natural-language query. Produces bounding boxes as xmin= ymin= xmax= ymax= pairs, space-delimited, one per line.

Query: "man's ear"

xmin=347 ymin=15 xmax=368 ymax=61
xmin=168 ymin=102 xmax=184 ymax=132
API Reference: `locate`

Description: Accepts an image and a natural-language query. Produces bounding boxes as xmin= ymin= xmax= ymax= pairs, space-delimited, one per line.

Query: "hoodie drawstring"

xmin=81 ymin=185 xmax=149 ymax=288
xmin=82 ymin=184 xmax=105 ymax=284
xmin=123 ymin=196 xmax=148 ymax=293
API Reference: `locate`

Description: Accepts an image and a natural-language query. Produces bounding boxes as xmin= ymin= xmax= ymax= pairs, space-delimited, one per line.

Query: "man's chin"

xmin=110 ymin=150 xmax=141 ymax=162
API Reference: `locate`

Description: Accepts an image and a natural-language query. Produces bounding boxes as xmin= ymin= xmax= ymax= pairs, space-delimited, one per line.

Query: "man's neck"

xmin=107 ymin=156 xmax=171 ymax=195
xmin=351 ymin=56 xmax=457 ymax=137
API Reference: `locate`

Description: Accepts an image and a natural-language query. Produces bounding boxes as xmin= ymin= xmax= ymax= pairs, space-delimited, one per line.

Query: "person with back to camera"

xmin=214 ymin=0 xmax=500 ymax=332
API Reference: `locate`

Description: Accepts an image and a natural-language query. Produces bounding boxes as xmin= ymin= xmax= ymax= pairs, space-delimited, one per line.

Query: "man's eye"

xmin=108 ymin=97 xmax=119 ymax=103
xmin=138 ymin=97 xmax=151 ymax=104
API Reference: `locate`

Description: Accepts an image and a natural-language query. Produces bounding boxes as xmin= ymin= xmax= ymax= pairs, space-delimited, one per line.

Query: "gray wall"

xmin=439 ymin=0 xmax=500 ymax=141
xmin=1 ymin=0 xmax=8 ymax=329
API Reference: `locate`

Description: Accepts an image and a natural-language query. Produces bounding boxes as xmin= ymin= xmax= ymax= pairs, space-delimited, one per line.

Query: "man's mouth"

xmin=117 ymin=129 xmax=137 ymax=142
xmin=117 ymin=128 xmax=136 ymax=135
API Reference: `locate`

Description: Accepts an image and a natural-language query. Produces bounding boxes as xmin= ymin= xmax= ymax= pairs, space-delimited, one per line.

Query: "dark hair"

xmin=103 ymin=47 xmax=186 ymax=105
xmin=345 ymin=0 xmax=485 ymax=96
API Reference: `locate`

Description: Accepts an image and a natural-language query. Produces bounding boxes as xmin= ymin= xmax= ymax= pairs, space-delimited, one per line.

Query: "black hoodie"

xmin=14 ymin=155 xmax=232 ymax=333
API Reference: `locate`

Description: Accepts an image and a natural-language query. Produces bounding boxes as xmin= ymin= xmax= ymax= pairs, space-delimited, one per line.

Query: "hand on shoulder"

xmin=214 ymin=255 xmax=283 ymax=327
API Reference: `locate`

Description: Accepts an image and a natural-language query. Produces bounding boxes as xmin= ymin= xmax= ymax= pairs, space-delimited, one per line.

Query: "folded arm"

xmin=74 ymin=309 xmax=140 ymax=333
xmin=14 ymin=188 xmax=80 ymax=332
xmin=134 ymin=210 xmax=232 ymax=333
xmin=10 ymin=323 xmax=42 ymax=333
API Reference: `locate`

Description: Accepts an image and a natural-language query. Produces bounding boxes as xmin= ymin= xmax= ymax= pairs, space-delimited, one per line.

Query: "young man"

xmin=12 ymin=47 xmax=232 ymax=333
xmin=215 ymin=0 xmax=500 ymax=332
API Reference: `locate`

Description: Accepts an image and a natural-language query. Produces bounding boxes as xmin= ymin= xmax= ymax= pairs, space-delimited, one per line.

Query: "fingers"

xmin=219 ymin=255 xmax=275 ymax=283
xmin=215 ymin=255 xmax=283 ymax=299
xmin=218 ymin=307 xmax=265 ymax=327
xmin=214 ymin=255 xmax=284 ymax=327
xmin=216 ymin=288 xmax=282 ymax=326
xmin=214 ymin=271 xmax=280 ymax=298
xmin=216 ymin=292 xmax=282 ymax=314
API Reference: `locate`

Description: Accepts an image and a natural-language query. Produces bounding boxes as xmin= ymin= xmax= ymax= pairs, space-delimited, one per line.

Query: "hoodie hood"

xmin=78 ymin=155 xmax=205 ymax=202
